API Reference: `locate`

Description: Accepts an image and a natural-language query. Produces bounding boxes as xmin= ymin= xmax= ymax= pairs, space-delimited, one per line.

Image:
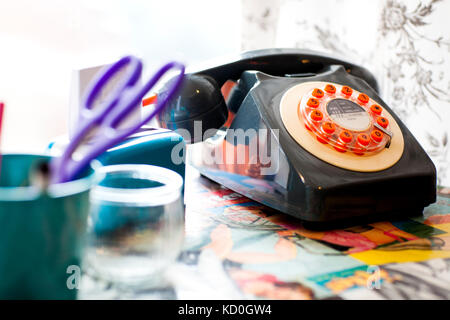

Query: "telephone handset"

xmin=158 ymin=48 xmax=436 ymax=226
xmin=157 ymin=48 xmax=379 ymax=142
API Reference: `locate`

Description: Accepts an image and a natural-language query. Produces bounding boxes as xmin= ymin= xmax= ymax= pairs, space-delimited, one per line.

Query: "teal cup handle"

xmin=0 ymin=154 xmax=98 ymax=299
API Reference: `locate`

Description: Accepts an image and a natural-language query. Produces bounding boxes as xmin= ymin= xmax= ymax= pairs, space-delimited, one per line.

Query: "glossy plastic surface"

xmin=157 ymin=48 xmax=379 ymax=143
xmin=189 ymin=66 xmax=436 ymax=224
xmin=48 ymin=128 xmax=186 ymax=184
xmin=97 ymin=129 xmax=186 ymax=182
xmin=0 ymin=154 xmax=95 ymax=299
xmin=157 ymin=74 xmax=228 ymax=143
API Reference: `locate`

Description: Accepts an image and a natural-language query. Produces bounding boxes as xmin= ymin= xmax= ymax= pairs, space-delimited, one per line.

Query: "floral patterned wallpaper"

xmin=241 ymin=0 xmax=283 ymax=51
xmin=241 ymin=0 xmax=450 ymax=187
xmin=377 ymin=0 xmax=450 ymax=187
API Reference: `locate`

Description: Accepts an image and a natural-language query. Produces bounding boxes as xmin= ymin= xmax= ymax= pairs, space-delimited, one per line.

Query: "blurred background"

xmin=1 ymin=0 xmax=449 ymax=186
xmin=0 ymin=0 xmax=241 ymax=152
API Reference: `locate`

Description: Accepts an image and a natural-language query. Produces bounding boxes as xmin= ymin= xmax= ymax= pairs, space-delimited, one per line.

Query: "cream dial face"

xmin=279 ymin=81 xmax=404 ymax=172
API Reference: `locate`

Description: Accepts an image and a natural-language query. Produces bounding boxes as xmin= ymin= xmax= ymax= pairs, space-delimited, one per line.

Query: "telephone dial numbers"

xmin=299 ymin=84 xmax=392 ymax=156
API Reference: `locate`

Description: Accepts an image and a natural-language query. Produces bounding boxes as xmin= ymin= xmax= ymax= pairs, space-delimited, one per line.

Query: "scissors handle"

xmin=51 ymin=56 xmax=143 ymax=183
xmin=51 ymin=58 xmax=185 ymax=183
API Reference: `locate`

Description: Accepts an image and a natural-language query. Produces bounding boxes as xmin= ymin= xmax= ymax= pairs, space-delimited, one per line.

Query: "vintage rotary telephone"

xmin=157 ymin=48 xmax=436 ymax=226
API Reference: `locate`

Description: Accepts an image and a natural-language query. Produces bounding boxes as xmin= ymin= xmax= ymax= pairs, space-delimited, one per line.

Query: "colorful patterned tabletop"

xmin=79 ymin=166 xmax=450 ymax=300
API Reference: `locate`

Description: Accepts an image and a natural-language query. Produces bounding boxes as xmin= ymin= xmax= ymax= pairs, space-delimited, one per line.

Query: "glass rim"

xmin=90 ymin=164 xmax=183 ymax=206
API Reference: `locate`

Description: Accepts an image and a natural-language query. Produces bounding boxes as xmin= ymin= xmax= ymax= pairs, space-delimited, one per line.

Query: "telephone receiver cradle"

xmin=158 ymin=49 xmax=436 ymax=227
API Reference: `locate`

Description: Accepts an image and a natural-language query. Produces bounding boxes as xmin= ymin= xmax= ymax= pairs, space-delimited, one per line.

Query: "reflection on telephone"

xmin=158 ymin=48 xmax=436 ymax=227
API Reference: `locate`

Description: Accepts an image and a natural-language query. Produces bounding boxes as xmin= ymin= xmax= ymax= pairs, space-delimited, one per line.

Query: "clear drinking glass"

xmin=85 ymin=164 xmax=184 ymax=287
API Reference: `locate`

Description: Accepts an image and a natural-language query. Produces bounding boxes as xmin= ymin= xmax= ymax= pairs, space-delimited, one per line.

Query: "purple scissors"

xmin=50 ymin=55 xmax=185 ymax=183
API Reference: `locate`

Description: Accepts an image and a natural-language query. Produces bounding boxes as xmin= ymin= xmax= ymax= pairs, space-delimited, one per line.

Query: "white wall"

xmin=0 ymin=0 xmax=241 ymax=153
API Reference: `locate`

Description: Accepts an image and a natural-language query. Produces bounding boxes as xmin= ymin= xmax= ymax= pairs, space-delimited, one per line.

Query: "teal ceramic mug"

xmin=0 ymin=154 xmax=98 ymax=299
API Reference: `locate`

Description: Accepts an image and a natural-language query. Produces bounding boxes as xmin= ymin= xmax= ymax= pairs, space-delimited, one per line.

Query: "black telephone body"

xmin=157 ymin=49 xmax=436 ymax=226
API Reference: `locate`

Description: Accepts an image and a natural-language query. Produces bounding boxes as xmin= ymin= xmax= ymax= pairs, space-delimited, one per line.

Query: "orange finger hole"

xmin=353 ymin=147 xmax=365 ymax=156
xmin=312 ymin=88 xmax=324 ymax=99
xmin=339 ymin=130 xmax=353 ymax=143
xmin=334 ymin=143 xmax=347 ymax=153
xmin=370 ymin=104 xmax=382 ymax=115
xmin=341 ymin=86 xmax=353 ymax=96
xmin=376 ymin=116 xmax=389 ymax=128
xmin=305 ymin=123 xmax=312 ymax=131
xmin=357 ymin=133 xmax=370 ymax=146
xmin=322 ymin=121 xmax=336 ymax=134
xmin=371 ymin=129 xmax=383 ymax=142
xmin=307 ymin=97 xmax=320 ymax=108
xmin=310 ymin=110 xmax=323 ymax=121
xmin=358 ymin=93 xmax=369 ymax=104
xmin=324 ymin=84 xmax=336 ymax=94
xmin=317 ymin=135 xmax=329 ymax=144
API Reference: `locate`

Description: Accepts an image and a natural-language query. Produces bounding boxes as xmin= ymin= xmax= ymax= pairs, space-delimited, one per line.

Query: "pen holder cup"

xmin=0 ymin=154 xmax=97 ymax=299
